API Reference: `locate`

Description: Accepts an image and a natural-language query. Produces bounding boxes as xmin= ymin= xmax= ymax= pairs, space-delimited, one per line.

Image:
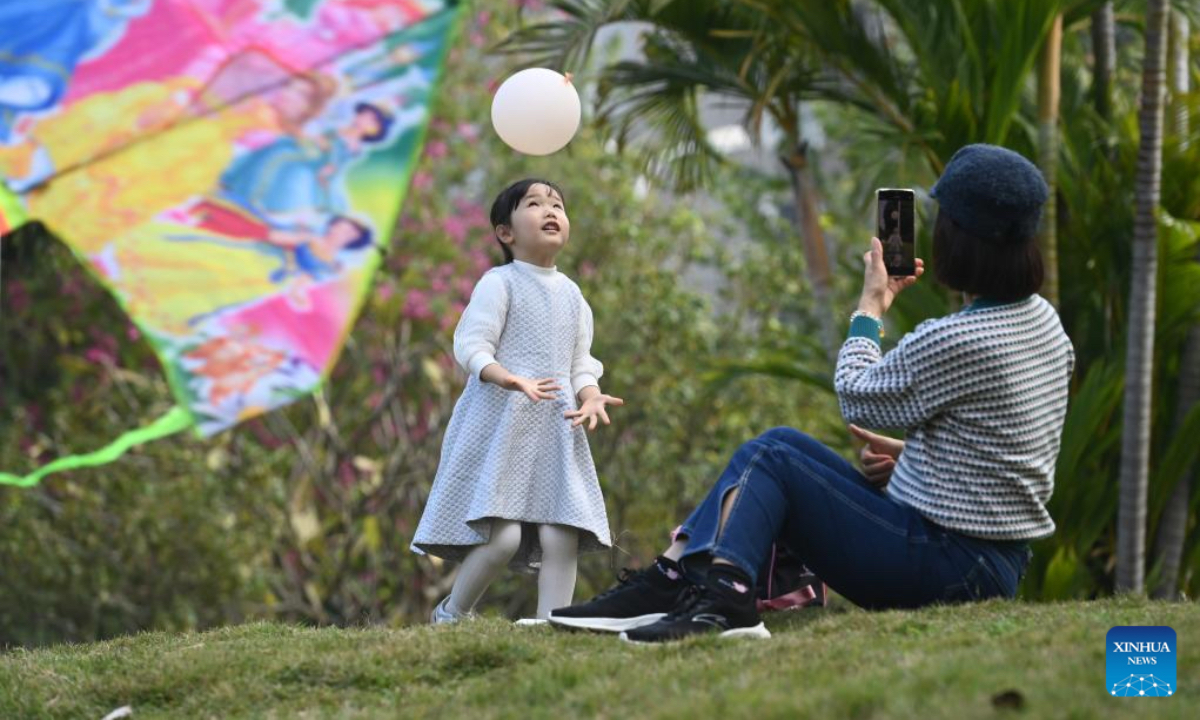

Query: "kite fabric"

xmin=0 ymin=0 xmax=461 ymax=485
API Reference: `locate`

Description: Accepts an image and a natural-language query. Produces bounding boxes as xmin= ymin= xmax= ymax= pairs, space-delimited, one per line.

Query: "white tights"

xmin=445 ymin=519 xmax=579 ymax=619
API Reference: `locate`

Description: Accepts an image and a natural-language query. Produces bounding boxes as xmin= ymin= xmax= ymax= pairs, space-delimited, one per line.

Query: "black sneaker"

xmin=619 ymin=583 xmax=771 ymax=643
xmin=548 ymin=566 xmax=691 ymax=633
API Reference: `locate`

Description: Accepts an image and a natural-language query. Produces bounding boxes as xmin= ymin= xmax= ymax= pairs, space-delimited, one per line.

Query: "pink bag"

xmin=756 ymin=542 xmax=827 ymax=612
xmin=670 ymin=527 xmax=826 ymax=612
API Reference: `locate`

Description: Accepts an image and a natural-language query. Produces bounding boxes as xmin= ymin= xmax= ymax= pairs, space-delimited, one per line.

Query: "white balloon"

xmin=491 ymin=68 xmax=581 ymax=155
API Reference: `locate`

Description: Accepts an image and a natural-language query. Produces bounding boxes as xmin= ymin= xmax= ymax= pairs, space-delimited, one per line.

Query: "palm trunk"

xmin=1116 ymin=0 xmax=1169 ymax=595
xmin=1092 ymin=3 xmax=1116 ymax=120
xmin=779 ymin=139 xmax=835 ymax=362
xmin=1037 ymin=13 xmax=1063 ymax=309
xmin=1151 ymin=328 xmax=1200 ymax=599
xmin=1167 ymin=12 xmax=1190 ymax=146
xmin=1150 ymin=9 xmax=1194 ymax=601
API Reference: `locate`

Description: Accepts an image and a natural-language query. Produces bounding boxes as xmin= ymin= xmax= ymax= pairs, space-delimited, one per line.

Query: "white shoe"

xmin=430 ymin=596 xmax=474 ymax=625
xmin=514 ymin=618 xmax=548 ymax=627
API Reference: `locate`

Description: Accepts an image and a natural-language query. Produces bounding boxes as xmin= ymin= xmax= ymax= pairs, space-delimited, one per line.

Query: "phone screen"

xmin=877 ymin=189 xmax=915 ymax=276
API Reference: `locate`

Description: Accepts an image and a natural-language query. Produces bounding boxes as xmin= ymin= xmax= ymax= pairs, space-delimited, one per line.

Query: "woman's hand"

xmin=504 ymin=375 xmax=562 ymax=402
xmin=857 ymin=237 xmax=925 ymax=317
xmin=564 ymin=394 xmax=625 ymax=431
xmin=848 ymin=424 xmax=905 ymax=488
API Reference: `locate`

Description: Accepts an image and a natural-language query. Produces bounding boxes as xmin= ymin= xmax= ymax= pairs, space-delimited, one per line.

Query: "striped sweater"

xmin=835 ymin=295 xmax=1075 ymax=540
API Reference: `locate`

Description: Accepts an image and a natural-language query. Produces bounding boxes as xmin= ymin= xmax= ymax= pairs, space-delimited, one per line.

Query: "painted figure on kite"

xmin=219 ymin=101 xmax=394 ymax=220
xmin=176 ymin=198 xmax=375 ymax=283
xmin=0 ymin=0 xmax=154 ymax=141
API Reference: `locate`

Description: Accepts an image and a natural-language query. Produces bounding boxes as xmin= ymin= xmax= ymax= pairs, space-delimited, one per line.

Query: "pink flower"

xmin=456 ymin=122 xmax=480 ymax=141
xmin=60 ymin=276 xmax=84 ymax=298
xmin=402 ymin=289 xmax=433 ymax=320
xmin=377 ymin=280 xmax=396 ymax=301
xmin=127 ymin=324 xmax=141 ymax=342
xmin=412 ymin=171 xmax=434 ymax=190
xmin=5 ymin=279 xmax=29 ymax=314
xmin=469 ymin=246 xmax=492 ymax=273
xmin=425 ymin=139 xmax=448 ymax=159
xmin=338 ymin=460 xmax=356 ymax=488
xmin=85 ymin=345 xmax=114 ymax=365
xmin=579 ymin=261 xmax=597 ymax=279
xmin=23 ymin=402 xmax=43 ymax=431
xmin=454 ymin=199 xmax=489 ymax=227
xmin=411 ymin=416 xmax=429 ymax=441
xmin=441 ymin=215 xmax=471 ymax=244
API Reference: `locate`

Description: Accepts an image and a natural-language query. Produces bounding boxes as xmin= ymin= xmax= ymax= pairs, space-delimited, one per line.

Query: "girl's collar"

xmin=512 ymin=259 xmax=558 ymax=275
xmin=962 ymin=295 xmax=1035 ymax=313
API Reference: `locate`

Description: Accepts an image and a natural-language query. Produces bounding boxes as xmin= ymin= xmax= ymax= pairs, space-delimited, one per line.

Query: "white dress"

xmin=410 ymin=261 xmax=612 ymax=571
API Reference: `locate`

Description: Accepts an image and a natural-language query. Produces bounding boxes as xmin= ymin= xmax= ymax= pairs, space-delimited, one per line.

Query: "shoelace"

xmin=662 ymin=583 xmax=709 ymax=621
xmin=589 ymin=567 xmax=642 ymax=601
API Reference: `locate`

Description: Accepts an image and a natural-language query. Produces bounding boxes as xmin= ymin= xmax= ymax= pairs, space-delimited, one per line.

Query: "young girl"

xmin=411 ymin=179 xmax=623 ymax=623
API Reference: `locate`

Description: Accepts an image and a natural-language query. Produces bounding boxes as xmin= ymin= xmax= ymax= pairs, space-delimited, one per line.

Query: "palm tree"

xmin=1091 ymin=2 xmax=1116 ymax=120
xmin=1166 ymin=10 xmax=1190 ymax=146
xmin=1150 ymin=8 xmax=1195 ymax=601
xmin=498 ymin=1 xmax=839 ymax=357
xmin=1116 ymin=0 xmax=1171 ymax=594
xmin=751 ymin=0 xmax=1079 ymax=164
xmin=1038 ymin=13 xmax=1064 ymax=308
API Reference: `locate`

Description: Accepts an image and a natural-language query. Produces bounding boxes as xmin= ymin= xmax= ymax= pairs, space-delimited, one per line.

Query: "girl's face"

xmin=324 ymin=218 xmax=363 ymax=249
xmin=497 ymin=184 xmax=570 ymax=265
xmin=275 ymin=77 xmax=320 ymax=122
xmin=354 ymin=108 xmax=383 ymax=139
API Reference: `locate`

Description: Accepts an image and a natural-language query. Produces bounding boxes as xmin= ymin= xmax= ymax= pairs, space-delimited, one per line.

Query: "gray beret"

xmin=930 ymin=144 xmax=1048 ymax=243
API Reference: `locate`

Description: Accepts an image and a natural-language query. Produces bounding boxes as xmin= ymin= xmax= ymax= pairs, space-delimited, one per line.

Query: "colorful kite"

xmin=0 ymin=0 xmax=461 ymax=485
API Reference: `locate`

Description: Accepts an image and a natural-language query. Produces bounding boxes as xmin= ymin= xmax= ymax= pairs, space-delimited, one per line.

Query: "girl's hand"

xmin=857 ymin=237 xmax=925 ymax=317
xmin=505 ymin=375 xmax=562 ymax=402
xmin=848 ymin=424 xmax=905 ymax=488
xmin=564 ymin=394 xmax=625 ymax=431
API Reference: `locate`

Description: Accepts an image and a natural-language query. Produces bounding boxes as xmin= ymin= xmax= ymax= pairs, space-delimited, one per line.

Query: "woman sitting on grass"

xmin=549 ymin=144 xmax=1076 ymax=643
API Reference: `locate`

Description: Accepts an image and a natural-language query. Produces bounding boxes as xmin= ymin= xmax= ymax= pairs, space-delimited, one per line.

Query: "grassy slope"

xmin=0 ymin=597 xmax=1195 ymax=719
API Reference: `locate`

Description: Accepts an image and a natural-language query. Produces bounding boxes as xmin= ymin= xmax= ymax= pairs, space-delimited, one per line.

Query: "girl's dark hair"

xmin=931 ymin=210 xmax=1043 ymax=302
xmin=488 ymin=178 xmax=565 ymax=264
xmin=353 ymin=102 xmax=393 ymax=144
xmin=328 ymin=216 xmax=373 ymax=251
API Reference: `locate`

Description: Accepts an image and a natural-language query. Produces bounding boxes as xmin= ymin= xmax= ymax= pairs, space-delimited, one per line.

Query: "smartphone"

xmin=876 ymin=188 xmax=916 ymax=276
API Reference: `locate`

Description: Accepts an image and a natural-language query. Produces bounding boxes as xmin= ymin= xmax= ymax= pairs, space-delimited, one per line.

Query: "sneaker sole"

xmin=547 ymin=613 xmax=667 ymax=633
xmin=617 ymin=622 xmax=772 ymax=644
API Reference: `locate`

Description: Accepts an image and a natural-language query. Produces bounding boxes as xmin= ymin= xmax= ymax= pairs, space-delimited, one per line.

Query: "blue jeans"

xmin=677 ymin=427 xmax=1033 ymax=609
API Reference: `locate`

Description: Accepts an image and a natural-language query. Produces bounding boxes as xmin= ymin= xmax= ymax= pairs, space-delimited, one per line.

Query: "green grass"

xmin=1 ymin=597 xmax=1195 ymax=719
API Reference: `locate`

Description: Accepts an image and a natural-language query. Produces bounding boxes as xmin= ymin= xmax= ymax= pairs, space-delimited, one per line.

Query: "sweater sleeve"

xmin=571 ymin=294 xmax=604 ymax=397
xmin=834 ymin=319 xmax=968 ymax=430
xmin=452 ymin=271 xmax=508 ymax=378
